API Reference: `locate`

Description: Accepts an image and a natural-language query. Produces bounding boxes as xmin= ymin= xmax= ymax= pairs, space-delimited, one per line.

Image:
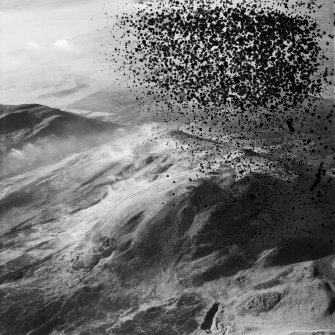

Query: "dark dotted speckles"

xmin=110 ymin=0 xmax=329 ymax=112
xmin=106 ymin=0 xmax=334 ymax=153
xmin=107 ymin=0 xmax=333 ymax=160
xmin=104 ymin=1 xmax=334 ymax=247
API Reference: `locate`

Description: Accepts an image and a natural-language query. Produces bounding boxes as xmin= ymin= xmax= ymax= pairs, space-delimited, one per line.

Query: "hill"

xmin=0 ymin=104 xmax=125 ymax=177
xmin=0 ymin=125 xmax=334 ymax=335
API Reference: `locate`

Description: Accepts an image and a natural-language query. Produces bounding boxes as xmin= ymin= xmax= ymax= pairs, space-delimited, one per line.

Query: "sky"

xmin=0 ymin=0 xmax=132 ymax=108
xmin=0 ymin=0 xmax=333 ymax=108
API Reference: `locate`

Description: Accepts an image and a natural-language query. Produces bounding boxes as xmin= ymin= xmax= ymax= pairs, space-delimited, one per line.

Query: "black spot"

xmin=200 ymin=302 xmax=219 ymax=330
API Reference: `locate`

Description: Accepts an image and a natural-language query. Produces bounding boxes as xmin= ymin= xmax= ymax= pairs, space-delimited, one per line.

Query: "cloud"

xmin=0 ymin=0 xmax=129 ymax=106
xmin=27 ymin=41 xmax=41 ymax=49
xmin=53 ymin=39 xmax=73 ymax=50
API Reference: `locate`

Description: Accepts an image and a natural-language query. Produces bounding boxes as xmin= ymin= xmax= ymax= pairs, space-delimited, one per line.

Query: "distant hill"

xmin=0 ymin=104 xmax=122 ymax=152
xmin=67 ymin=88 xmax=168 ymax=124
xmin=0 ymin=103 xmax=125 ymax=177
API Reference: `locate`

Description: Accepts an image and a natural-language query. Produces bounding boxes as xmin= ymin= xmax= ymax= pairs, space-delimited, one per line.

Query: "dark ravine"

xmin=200 ymin=303 xmax=220 ymax=330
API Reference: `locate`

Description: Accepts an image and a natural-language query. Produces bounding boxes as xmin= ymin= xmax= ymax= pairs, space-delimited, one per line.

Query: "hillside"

xmin=0 ymin=121 xmax=334 ymax=335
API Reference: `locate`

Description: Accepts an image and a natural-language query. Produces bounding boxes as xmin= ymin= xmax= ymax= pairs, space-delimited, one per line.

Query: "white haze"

xmin=0 ymin=0 xmax=134 ymax=108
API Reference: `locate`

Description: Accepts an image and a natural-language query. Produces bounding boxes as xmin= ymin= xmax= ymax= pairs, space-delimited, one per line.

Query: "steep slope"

xmin=0 ymin=125 xmax=334 ymax=335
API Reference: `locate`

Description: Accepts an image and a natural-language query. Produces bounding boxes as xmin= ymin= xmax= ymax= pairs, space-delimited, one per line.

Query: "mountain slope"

xmin=0 ymin=124 xmax=334 ymax=335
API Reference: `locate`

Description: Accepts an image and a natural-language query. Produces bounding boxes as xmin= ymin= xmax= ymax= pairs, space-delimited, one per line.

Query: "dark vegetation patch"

xmin=244 ymin=291 xmax=281 ymax=314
